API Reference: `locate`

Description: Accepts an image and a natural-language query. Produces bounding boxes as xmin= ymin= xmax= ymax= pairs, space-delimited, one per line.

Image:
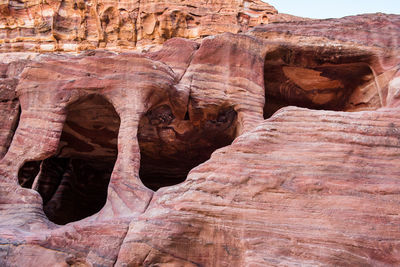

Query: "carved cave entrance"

xmin=18 ymin=95 xmax=120 ymax=225
xmin=263 ymin=46 xmax=378 ymax=118
xmin=18 ymin=95 xmax=238 ymax=223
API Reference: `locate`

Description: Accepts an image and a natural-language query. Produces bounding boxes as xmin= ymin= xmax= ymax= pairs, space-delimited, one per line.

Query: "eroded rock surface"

xmin=0 ymin=0 xmax=277 ymax=52
xmin=118 ymin=106 xmax=400 ymax=266
xmin=0 ymin=6 xmax=400 ymax=267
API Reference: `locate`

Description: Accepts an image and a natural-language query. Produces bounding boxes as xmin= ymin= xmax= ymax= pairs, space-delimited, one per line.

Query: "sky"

xmin=265 ymin=0 xmax=400 ymax=19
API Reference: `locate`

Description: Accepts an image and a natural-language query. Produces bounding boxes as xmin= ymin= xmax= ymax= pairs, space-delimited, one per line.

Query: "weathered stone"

xmin=0 ymin=0 xmax=277 ymax=52
xmin=0 ymin=4 xmax=400 ymax=267
xmin=117 ymin=106 xmax=400 ymax=266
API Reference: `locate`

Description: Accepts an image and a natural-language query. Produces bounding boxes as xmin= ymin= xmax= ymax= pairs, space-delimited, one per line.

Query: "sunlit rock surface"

xmin=0 ymin=3 xmax=400 ymax=266
xmin=0 ymin=0 xmax=277 ymax=52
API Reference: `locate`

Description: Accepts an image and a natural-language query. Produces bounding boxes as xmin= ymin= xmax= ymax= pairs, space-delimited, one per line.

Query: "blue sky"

xmin=265 ymin=0 xmax=400 ymax=19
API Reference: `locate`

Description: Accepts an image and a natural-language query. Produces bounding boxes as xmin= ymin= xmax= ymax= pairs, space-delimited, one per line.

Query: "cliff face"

xmin=1 ymin=1 xmax=400 ymax=266
xmin=0 ymin=0 xmax=277 ymax=52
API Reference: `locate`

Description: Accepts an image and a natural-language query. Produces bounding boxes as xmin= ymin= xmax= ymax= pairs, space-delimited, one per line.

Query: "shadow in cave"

xmin=138 ymin=105 xmax=238 ymax=191
xmin=263 ymin=46 xmax=378 ymax=119
xmin=18 ymin=94 xmax=120 ymax=225
xmin=17 ymin=44 xmax=379 ymax=222
xmin=18 ymin=94 xmax=239 ymax=222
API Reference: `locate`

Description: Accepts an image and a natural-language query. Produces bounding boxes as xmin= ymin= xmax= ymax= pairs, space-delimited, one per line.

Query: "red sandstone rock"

xmin=117 ymin=106 xmax=400 ymax=266
xmin=0 ymin=59 xmax=29 ymax=159
xmin=249 ymin=13 xmax=400 ymax=113
xmin=0 ymin=7 xmax=400 ymax=267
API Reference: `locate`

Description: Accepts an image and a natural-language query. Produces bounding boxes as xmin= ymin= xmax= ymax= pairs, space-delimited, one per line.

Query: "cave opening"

xmin=138 ymin=104 xmax=237 ymax=191
xmin=263 ymin=46 xmax=378 ymax=119
xmin=17 ymin=93 xmax=238 ymax=220
xmin=18 ymin=94 xmax=120 ymax=225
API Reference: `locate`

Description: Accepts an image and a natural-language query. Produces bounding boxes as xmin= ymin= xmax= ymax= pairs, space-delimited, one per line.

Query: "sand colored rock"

xmin=0 ymin=4 xmax=400 ymax=267
xmin=0 ymin=0 xmax=276 ymax=52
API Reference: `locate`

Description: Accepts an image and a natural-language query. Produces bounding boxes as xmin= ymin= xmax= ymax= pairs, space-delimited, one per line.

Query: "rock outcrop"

xmin=0 ymin=3 xmax=400 ymax=267
xmin=0 ymin=0 xmax=277 ymax=52
xmin=118 ymin=106 xmax=400 ymax=266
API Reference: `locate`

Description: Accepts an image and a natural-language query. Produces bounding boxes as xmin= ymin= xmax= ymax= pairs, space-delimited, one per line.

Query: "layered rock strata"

xmin=0 ymin=10 xmax=399 ymax=267
xmin=0 ymin=0 xmax=277 ymax=52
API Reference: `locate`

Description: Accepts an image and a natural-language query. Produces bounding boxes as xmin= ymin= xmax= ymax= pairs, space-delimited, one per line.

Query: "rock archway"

xmin=18 ymin=94 xmax=120 ymax=224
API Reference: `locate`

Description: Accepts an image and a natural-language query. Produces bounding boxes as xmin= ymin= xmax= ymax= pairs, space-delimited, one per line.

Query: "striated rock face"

xmin=0 ymin=0 xmax=276 ymax=52
xmin=0 ymin=6 xmax=400 ymax=267
xmin=249 ymin=13 xmax=400 ymax=114
xmin=118 ymin=107 xmax=400 ymax=266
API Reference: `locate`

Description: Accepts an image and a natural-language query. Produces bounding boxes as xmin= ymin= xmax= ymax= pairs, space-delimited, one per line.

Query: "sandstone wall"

xmin=0 ymin=6 xmax=400 ymax=267
xmin=0 ymin=0 xmax=277 ymax=52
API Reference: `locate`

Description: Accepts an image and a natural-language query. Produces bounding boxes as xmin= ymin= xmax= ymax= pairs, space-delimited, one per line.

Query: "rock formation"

xmin=0 ymin=0 xmax=277 ymax=52
xmin=0 ymin=0 xmax=400 ymax=265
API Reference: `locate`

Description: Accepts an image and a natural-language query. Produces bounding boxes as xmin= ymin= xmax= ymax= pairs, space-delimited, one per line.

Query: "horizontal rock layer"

xmin=0 ymin=11 xmax=400 ymax=267
xmin=118 ymin=106 xmax=400 ymax=266
xmin=0 ymin=0 xmax=278 ymax=52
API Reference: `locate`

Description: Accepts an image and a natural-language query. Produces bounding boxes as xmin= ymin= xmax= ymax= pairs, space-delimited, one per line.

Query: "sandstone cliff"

xmin=0 ymin=0 xmax=277 ymax=52
xmin=0 ymin=1 xmax=400 ymax=266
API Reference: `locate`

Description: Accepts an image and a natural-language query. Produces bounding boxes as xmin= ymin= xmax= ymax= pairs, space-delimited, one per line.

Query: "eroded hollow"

xmin=18 ymin=94 xmax=120 ymax=225
xmin=138 ymin=104 xmax=238 ymax=191
xmin=263 ymin=46 xmax=379 ymax=118
xmin=19 ymin=96 xmax=237 ymax=220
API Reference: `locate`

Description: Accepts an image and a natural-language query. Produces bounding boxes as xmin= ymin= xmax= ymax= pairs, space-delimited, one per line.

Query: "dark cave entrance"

xmin=18 ymin=95 xmax=238 ymax=219
xmin=18 ymin=94 xmax=120 ymax=225
xmin=263 ymin=46 xmax=378 ymax=119
xmin=138 ymin=105 xmax=238 ymax=191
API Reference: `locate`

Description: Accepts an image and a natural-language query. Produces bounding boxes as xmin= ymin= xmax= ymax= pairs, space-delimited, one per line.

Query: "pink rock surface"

xmin=118 ymin=106 xmax=400 ymax=266
xmin=0 ymin=9 xmax=399 ymax=267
